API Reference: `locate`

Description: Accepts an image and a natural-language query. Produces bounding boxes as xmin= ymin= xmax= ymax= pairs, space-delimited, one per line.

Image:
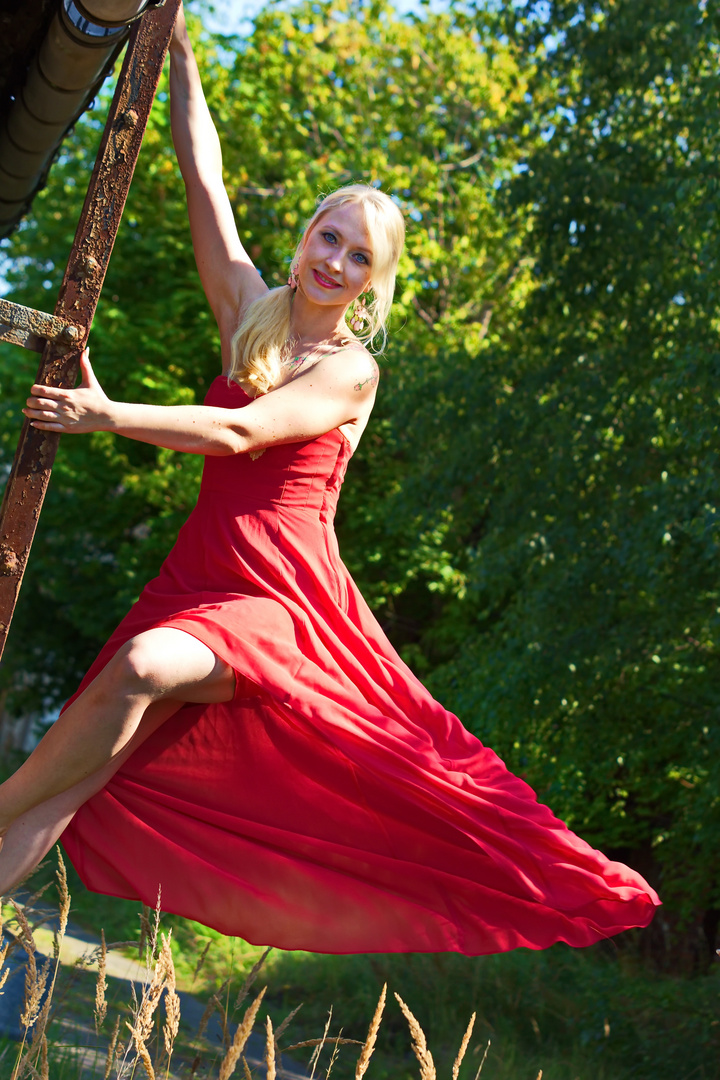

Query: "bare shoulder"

xmin=351 ymin=350 xmax=380 ymax=394
xmin=316 ymin=342 xmax=379 ymax=397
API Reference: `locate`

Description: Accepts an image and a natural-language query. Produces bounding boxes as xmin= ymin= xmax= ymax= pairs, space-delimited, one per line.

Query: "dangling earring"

xmin=349 ymin=296 xmax=370 ymax=333
xmin=287 ymin=262 xmax=300 ymax=291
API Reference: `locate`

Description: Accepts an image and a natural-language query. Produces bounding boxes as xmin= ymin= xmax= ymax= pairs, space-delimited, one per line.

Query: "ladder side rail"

xmin=0 ymin=0 xmax=181 ymax=661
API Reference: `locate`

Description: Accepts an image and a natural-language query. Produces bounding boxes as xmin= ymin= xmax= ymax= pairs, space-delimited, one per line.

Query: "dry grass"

xmin=451 ymin=1012 xmax=475 ymax=1080
xmin=94 ymin=929 xmax=108 ymax=1033
xmin=395 ymin=994 xmax=436 ymax=1080
xmin=1 ymin=848 xmax=493 ymax=1080
xmin=355 ymin=983 xmax=386 ymax=1080
xmin=218 ymin=985 xmax=266 ymax=1080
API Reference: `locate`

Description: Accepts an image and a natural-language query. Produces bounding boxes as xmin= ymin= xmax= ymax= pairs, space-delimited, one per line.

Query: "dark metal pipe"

xmin=0 ymin=0 xmax=153 ymax=236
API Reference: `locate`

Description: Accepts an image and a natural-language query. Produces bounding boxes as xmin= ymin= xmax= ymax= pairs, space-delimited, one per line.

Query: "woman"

xmin=0 ymin=7 xmax=659 ymax=953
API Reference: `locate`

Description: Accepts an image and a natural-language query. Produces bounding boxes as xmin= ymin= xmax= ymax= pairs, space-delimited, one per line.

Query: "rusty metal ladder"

xmin=0 ymin=0 xmax=180 ymax=662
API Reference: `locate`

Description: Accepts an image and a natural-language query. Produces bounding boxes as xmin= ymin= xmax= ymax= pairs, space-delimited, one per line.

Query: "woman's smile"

xmin=312 ymin=268 xmax=343 ymax=289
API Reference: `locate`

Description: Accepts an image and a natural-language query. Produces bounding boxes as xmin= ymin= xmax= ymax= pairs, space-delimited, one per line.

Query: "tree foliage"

xmin=0 ymin=0 xmax=718 ymax=957
xmin=405 ymin=0 xmax=720 ymax=942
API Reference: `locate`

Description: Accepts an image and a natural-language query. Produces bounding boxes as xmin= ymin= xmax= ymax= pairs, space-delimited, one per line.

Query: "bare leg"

xmin=0 ymin=697 xmax=181 ymax=895
xmin=0 ymin=628 xmax=234 ymax=865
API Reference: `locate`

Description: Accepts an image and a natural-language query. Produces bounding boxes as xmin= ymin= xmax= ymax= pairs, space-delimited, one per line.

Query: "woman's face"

xmin=297 ymin=202 xmax=373 ymax=308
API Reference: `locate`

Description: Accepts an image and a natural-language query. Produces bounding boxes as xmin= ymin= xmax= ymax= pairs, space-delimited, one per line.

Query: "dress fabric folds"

xmin=61 ymin=376 xmax=660 ymax=955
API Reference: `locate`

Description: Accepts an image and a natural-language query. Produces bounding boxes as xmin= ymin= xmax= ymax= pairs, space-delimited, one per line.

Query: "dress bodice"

xmin=200 ymin=376 xmax=352 ymax=514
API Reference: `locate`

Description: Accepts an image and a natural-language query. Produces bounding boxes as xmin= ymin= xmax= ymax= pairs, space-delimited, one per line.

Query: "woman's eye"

xmin=353 ymin=253 xmax=368 ymax=264
xmin=322 ymin=232 xmax=336 ymax=244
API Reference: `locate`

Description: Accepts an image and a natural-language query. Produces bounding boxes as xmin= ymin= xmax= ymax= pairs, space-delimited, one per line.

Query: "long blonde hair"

xmin=229 ymin=184 xmax=405 ymax=395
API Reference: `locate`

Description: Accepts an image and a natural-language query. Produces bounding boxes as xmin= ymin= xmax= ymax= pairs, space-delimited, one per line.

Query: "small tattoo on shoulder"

xmin=354 ymin=360 xmax=379 ymax=392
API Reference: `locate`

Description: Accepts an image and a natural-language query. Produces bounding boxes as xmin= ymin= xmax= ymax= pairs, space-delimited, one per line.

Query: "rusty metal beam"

xmin=0 ymin=297 xmax=81 ymax=352
xmin=0 ymin=0 xmax=181 ymax=660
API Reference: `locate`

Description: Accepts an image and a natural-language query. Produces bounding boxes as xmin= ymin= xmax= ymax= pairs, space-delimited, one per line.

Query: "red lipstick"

xmin=313 ymin=269 xmax=342 ymax=289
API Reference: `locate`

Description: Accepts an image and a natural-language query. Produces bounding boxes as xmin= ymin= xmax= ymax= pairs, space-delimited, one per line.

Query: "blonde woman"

xmin=0 ymin=7 xmax=659 ymax=953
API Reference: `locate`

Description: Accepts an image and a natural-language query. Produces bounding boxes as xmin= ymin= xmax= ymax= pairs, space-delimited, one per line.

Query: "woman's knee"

xmin=101 ymin=628 xmax=231 ymax=701
xmin=105 ymin=635 xmax=170 ymax=698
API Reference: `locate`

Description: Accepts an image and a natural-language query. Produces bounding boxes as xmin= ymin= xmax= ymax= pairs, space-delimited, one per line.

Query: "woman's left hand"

xmin=23 ymin=349 xmax=114 ymax=434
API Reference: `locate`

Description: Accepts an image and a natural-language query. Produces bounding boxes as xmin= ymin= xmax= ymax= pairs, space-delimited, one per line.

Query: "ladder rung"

xmin=0 ymin=297 xmax=81 ymax=352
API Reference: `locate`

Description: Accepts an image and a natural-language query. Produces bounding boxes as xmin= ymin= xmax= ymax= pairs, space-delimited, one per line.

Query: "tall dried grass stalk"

xmin=148 ymin=889 xmax=162 ymax=962
xmin=131 ymin=961 xmax=165 ymax=1044
xmin=198 ymin=980 xmax=221 ymax=1039
xmin=164 ymin=987 xmax=181 ymax=1057
xmin=138 ymin=904 xmax=152 ymax=958
xmin=275 ymin=1002 xmax=302 ymax=1043
xmin=394 ymin=994 xmax=436 ymax=1080
xmin=198 ymin=976 xmax=230 ymax=1040
xmin=218 ymin=985 xmax=267 ymax=1080
xmin=270 ymin=1001 xmax=303 ymax=1076
xmin=16 ymin=851 xmax=71 ymax=1080
xmin=11 ymin=872 xmax=71 ymax=1080
xmin=95 ymin=929 xmax=108 ymax=1033
xmin=219 ymin=991 xmax=232 ymax=1049
xmin=20 ymin=954 xmax=50 ymax=1030
xmin=30 ymin=988 xmax=52 ymax=1050
xmin=127 ymin=930 xmax=175 ymax=1079
xmin=355 ymin=983 xmax=386 ymax=1079
xmin=135 ymin=1040 xmax=156 ymax=1080
xmin=309 ymin=1006 xmax=333 ymax=1080
xmin=16 ymin=1040 xmax=48 ymax=1080
xmin=105 ymin=1015 xmax=121 ymax=1080
xmin=10 ymin=900 xmax=35 ymax=955
xmin=192 ymin=939 xmax=212 ymax=983
xmin=18 ymin=881 xmax=52 ymax=926
xmin=325 ymin=1031 xmax=343 ymax=1079
xmin=452 ymin=1011 xmax=476 ymax=1080
xmin=10 ymin=1044 xmax=30 ymax=1080
xmin=265 ymin=1014 xmax=276 ymax=1080
xmin=234 ymin=945 xmax=271 ymax=1010
xmin=0 ymin=914 xmax=9 ymax=994
xmin=285 ymin=1037 xmax=362 ymax=1052
xmin=12 ymin=985 xmax=52 ymax=1080
xmin=163 ymin=940 xmax=181 ymax=1063
xmin=473 ymin=1039 xmax=491 ymax=1079
xmin=54 ymin=850 xmax=70 ymax=946
xmin=38 ymin=1035 xmax=48 ymax=1080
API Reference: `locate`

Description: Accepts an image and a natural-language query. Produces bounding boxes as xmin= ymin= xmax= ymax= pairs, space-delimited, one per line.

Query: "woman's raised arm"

xmin=169 ymin=4 xmax=267 ymax=352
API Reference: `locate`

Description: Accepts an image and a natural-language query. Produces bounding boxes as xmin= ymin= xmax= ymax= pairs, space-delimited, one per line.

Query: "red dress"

xmin=61 ymin=376 xmax=660 ymax=954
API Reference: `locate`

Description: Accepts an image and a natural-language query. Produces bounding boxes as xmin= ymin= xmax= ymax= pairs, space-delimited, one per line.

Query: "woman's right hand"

xmin=23 ymin=350 xmax=114 ymax=435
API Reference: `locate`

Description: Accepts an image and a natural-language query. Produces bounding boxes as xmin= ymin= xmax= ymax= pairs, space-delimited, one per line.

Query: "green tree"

xmin=383 ymin=0 xmax=720 ymax=960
